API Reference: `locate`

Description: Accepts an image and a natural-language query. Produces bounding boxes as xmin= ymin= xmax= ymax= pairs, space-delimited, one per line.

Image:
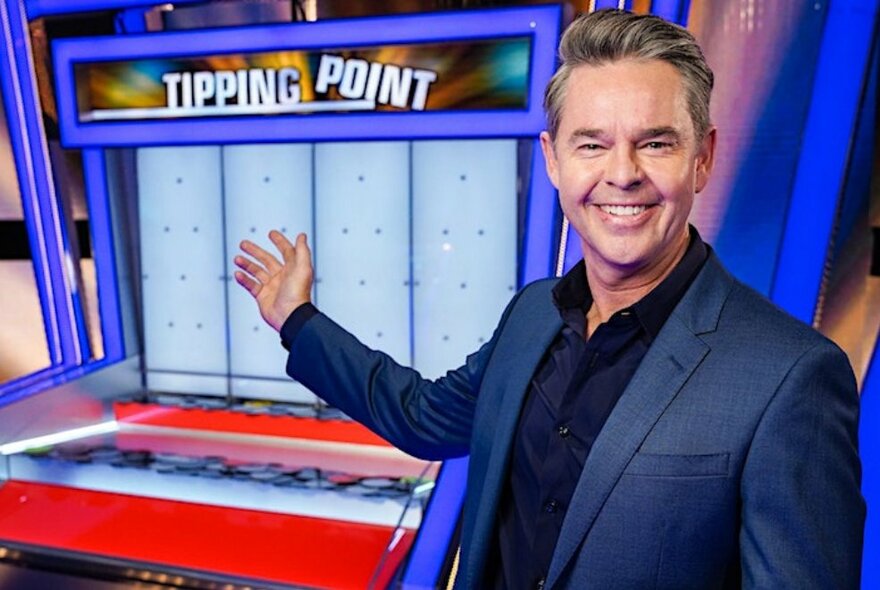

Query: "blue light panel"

xmin=81 ymin=149 xmax=125 ymax=363
xmin=650 ymin=0 xmax=690 ymax=26
xmin=26 ymin=0 xmax=204 ymax=19
xmin=0 ymin=365 xmax=73 ymax=408
xmin=594 ymin=0 xmax=633 ymax=9
xmin=770 ymin=0 xmax=880 ymax=324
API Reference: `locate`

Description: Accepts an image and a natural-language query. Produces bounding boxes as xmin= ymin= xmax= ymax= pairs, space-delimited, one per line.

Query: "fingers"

xmin=240 ymin=239 xmax=283 ymax=274
xmin=234 ymin=270 xmax=261 ymax=296
xmin=293 ymin=233 xmax=313 ymax=270
xmin=237 ymin=230 xmax=311 ymax=293
xmin=267 ymin=230 xmax=312 ymax=274
xmin=233 ymin=255 xmax=271 ymax=285
xmin=269 ymin=230 xmax=297 ymax=264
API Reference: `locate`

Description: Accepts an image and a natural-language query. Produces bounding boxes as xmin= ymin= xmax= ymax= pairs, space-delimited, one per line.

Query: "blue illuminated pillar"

xmin=594 ymin=0 xmax=633 ymax=9
xmin=770 ymin=0 xmax=880 ymax=324
xmin=651 ymin=0 xmax=691 ymax=25
xmin=81 ymin=150 xmax=125 ymax=362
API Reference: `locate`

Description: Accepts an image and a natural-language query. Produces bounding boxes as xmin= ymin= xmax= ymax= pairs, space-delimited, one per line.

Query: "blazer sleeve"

xmin=740 ymin=340 xmax=865 ymax=589
xmin=285 ymin=288 xmax=527 ymax=461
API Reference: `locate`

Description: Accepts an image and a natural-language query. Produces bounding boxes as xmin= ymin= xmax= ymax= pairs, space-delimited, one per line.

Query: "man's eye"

xmin=644 ymin=141 xmax=671 ymax=150
xmin=579 ymin=143 xmax=603 ymax=151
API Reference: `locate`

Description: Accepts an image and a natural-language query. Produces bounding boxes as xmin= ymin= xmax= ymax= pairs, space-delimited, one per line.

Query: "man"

xmin=233 ymin=9 xmax=864 ymax=589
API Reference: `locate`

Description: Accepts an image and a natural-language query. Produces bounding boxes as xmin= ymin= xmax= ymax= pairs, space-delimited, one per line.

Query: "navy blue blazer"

xmin=287 ymin=253 xmax=864 ymax=589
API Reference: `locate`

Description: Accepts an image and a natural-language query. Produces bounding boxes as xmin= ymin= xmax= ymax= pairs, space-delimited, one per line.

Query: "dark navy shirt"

xmin=486 ymin=228 xmax=708 ymax=590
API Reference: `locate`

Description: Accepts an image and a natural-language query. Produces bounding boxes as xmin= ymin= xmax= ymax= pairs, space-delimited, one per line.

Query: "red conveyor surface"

xmin=0 ymin=480 xmax=413 ymax=589
xmin=114 ymin=401 xmax=393 ymax=447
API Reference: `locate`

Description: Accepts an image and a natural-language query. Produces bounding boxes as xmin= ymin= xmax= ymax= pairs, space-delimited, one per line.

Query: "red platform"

xmin=0 ymin=480 xmax=413 ymax=589
xmin=114 ymin=401 xmax=393 ymax=447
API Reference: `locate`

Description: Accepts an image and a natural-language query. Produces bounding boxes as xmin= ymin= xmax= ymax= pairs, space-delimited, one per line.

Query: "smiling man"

xmin=541 ymin=54 xmax=714 ymax=336
xmin=234 ymin=9 xmax=864 ymax=589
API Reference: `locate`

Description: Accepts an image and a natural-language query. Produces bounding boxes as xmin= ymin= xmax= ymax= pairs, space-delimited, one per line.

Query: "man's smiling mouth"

xmin=597 ymin=204 xmax=653 ymax=216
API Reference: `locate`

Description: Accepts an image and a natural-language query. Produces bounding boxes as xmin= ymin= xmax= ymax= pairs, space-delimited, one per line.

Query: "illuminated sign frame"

xmin=53 ymin=6 xmax=560 ymax=147
xmin=72 ymin=37 xmax=533 ymax=121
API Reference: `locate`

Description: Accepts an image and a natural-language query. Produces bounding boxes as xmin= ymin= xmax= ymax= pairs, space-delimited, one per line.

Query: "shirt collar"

xmin=551 ymin=225 xmax=708 ymax=340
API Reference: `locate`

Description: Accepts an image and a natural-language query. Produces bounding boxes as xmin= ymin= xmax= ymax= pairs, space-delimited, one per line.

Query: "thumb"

xmin=294 ymin=233 xmax=312 ymax=271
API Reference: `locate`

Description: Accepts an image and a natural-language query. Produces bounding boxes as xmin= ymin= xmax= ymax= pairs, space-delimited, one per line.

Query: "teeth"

xmin=599 ymin=205 xmax=648 ymax=216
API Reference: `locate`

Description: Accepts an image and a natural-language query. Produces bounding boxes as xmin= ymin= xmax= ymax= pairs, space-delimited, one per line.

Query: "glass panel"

xmin=223 ymin=143 xmax=314 ymax=402
xmin=138 ymin=146 xmax=228 ymax=395
xmin=314 ymin=142 xmax=412 ymax=367
xmin=412 ymin=139 xmax=518 ymax=378
xmin=134 ymin=139 xmax=524 ymax=397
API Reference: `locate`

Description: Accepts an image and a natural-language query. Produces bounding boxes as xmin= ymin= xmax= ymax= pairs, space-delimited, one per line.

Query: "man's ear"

xmin=540 ymin=131 xmax=560 ymax=189
xmin=694 ymin=126 xmax=716 ymax=194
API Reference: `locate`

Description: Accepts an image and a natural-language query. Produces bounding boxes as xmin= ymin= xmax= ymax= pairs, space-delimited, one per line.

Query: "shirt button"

xmin=544 ymin=500 xmax=559 ymax=513
xmin=557 ymin=425 xmax=571 ymax=438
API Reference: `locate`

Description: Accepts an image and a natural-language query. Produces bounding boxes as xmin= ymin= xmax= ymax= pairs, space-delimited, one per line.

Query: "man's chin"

xmin=584 ymin=246 xmax=652 ymax=276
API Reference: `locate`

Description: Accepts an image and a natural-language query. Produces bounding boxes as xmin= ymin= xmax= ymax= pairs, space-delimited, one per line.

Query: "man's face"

xmin=541 ymin=59 xmax=715 ymax=279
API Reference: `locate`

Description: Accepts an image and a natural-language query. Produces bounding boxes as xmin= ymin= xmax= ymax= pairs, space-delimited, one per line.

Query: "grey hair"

xmin=544 ymin=9 xmax=714 ymax=141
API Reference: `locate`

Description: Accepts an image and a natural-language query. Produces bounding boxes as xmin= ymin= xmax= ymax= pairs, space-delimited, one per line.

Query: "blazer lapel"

xmin=545 ymin=254 xmax=733 ymax=589
xmin=463 ymin=287 xmax=563 ymax=588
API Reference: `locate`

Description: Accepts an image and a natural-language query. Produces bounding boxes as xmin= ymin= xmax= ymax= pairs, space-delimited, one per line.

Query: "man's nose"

xmin=604 ymin=145 xmax=644 ymax=190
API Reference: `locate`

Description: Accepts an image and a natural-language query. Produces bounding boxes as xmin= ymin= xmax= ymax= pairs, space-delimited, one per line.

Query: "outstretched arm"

xmin=233 ymin=230 xmax=518 ymax=459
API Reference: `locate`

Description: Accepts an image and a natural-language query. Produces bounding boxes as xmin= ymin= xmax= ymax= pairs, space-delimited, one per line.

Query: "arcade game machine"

xmin=0 ymin=1 xmax=563 ymax=588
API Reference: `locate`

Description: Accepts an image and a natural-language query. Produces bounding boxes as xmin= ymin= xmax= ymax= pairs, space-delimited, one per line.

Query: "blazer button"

xmin=536 ymin=577 xmax=546 ymax=589
xmin=557 ymin=425 xmax=571 ymax=438
xmin=543 ymin=500 xmax=559 ymax=513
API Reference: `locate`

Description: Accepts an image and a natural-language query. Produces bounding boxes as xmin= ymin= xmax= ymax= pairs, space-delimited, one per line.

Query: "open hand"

xmin=234 ymin=231 xmax=313 ymax=332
